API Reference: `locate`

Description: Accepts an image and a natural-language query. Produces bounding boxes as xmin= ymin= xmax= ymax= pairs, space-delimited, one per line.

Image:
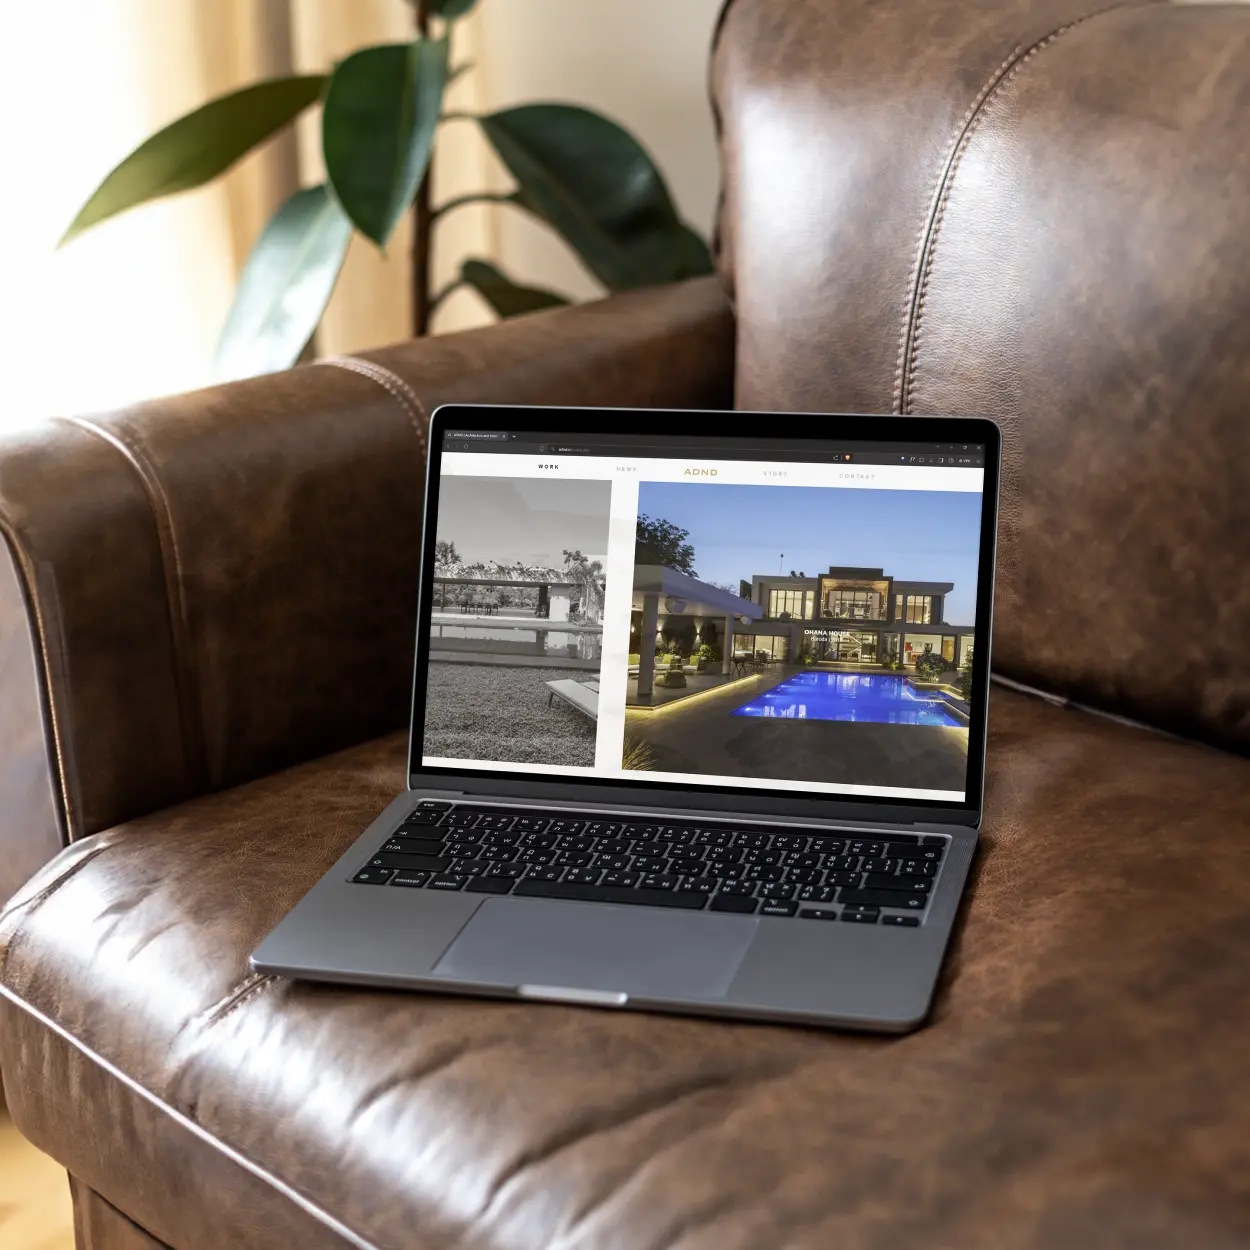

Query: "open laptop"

xmin=252 ymin=406 xmax=1001 ymax=1032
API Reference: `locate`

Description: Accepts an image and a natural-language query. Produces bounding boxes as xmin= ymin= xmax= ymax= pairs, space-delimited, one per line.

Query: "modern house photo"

xmin=422 ymin=475 xmax=610 ymax=767
xmin=623 ymin=482 xmax=981 ymax=792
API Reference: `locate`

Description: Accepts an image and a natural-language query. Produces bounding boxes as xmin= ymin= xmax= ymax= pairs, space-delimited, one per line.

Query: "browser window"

xmin=419 ymin=431 xmax=986 ymax=803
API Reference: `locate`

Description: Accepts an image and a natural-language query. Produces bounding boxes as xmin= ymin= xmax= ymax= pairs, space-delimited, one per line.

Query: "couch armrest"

xmin=0 ymin=278 xmax=734 ymax=901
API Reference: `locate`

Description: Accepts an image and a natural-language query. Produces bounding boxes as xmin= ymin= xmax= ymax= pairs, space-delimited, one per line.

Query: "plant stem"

xmin=429 ymin=279 xmax=465 ymax=316
xmin=432 ymin=191 xmax=515 ymax=220
xmin=411 ymin=0 xmax=433 ymax=337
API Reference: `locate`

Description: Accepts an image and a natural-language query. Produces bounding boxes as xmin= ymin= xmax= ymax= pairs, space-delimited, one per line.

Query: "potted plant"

xmin=57 ymin=0 xmax=712 ymax=379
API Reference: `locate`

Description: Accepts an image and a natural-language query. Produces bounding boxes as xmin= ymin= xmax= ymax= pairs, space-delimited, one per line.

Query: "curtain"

xmin=0 ymin=0 xmax=491 ymax=433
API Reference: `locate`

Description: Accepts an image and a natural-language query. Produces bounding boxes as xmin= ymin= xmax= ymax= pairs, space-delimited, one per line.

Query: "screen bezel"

xmin=407 ymin=405 xmax=1001 ymax=828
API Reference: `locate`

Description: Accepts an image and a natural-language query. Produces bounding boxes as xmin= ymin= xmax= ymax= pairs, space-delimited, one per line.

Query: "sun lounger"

xmin=545 ymin=678 xmax=599 ymax=721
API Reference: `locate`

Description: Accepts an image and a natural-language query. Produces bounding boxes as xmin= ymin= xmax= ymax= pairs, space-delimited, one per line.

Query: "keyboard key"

xmin=682 ymin=876 xmax=716 ymax=893
xmin=759 ymin=882 xmax=795 ymax=899
xmin=773 ymin=835 xmax=809 ymax=851
xmin=444 ymin=842 xmax=487 ymax=859
xmin=914 ymin=847 xmax=944 ymax=862
xmin=390 ymin=871 xmax=429 ymax=888
xmin=476 ymin=815 xmax=515 ymax=831
xmin=639 ymin=873 xmax=681 ymax=891
xmin=382 ymin=837 xmax=444 ymax=857
xmin=401 ymin=809 xmax=444 ymax=826
xmin=861 ymin=858 xmax=896 ymax=874
xmin=759 ymin=899 xmax=798 ymax=917
xmin=742 ymin=849 xmax=782 ymax=866
xmin=593 ymin=854 xmax=632 ymax=871
xmin=632 ymin=856 xmax=667 ymax=873
xmin=513 ymin=880 xmax=707 ymax=909
xmin=513 ymin=817 xmax=550 ymax=834
xmin=564 ymin=868 xmax=602 ymax=885
xmin=554 ymin=851 xmax=592 ymax=867
xmin=584 ymin=822 xmax=623 ymax=838
xmin=519 ymin=832 xmax=557 ymax=848
xmin=465 ymin=877 xmax=515 ymax=895
xmin=556 ymin=836 xmax=595 ymax=852
xmin=920 ymin=835 xmax=946 ymax=847
xmin=866 ymin=873 xmax=931 ymax=893
xmin=782 ymin=852 xmax=822 ymax=869
xmin=745 ymin=866 xmax=785 ymax=884
xmin=733 ymin=831 xmax=770 ymax=849
xmin=899 ymin=860 xmax=938 ymax=877
xmin=839 ymin=888 xmax=927 ymax=910
xmin=429 ymin=875 xmax=468 ymax=891
xmin=489 ymin=864 xmax=525 ymax=879
xmin=709 ymin=894 xmax=758 ymax=914
xmin=547 ymin=820 xmax=585 ymax=835
xmin=829 ymin=855 xmax=861 ymax=872
xmin=808 ymin=837 xmax=845 ymax=854
xmin=825 ymin=871 xmax=859 ymax=886
xmin=885 ymin=841 xmax=923 ymax=858
xmin=372 ymin=853 xmax=450 ymax=873
xmin=352 ymin=867 xmax=394 ymax=885
xmin=847 ymin=841 xmax=885 ymax=857
xmin=596 ymin=839 xmax=631 ymax=855
xmin=415 ymin=800 xmax=452 ymax=811
xmin=601 ymin=871 xmax=639 ymax=888
xmin=841 ymin=908 xmax=879 ymax=924
xmin=786 ymin=868 xmax=823 ymax=886
xmin=451 ymin=859 xmax=491 ymax=875
xmin=445 ymin=811 xmax=478 ymax=827
xmin=696 ymin=830 xmax=733 ymax=847
xmin=883 ymin=914 xmax=921 ymax=927
xmin=800 ymin=908 xmax=839 ymax=921
xmin=525 ymin=866 xmax=564 ymax=882
xmin=661 ymin=826 xmax=698 ymax=844
xmin=626 ymin=824 xmax=662 ymax=840
xmin=515 ymin=848 xmax=555 ymax=865
xmin=719 ymin=880 xmax=754 ymax=895
xmin=798 ymin=885 xmax=836 ymax=903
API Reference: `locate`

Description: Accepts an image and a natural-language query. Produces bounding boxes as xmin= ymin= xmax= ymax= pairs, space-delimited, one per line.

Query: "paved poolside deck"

xmin=624 ymin=667 xmax=970 ymax=791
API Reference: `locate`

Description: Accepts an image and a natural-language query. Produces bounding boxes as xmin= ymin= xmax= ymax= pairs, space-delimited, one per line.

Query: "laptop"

xmin=252 ymin=406 xmax=1001 ymax=1032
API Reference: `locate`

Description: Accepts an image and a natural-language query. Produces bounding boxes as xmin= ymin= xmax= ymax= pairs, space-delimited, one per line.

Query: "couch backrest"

xmin=713 ymin=0 xmax=1250 ymax=752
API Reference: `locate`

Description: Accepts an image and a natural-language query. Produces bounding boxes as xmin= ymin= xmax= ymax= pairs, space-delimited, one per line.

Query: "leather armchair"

xmin=4 ymin=2 xmax=1250 ymax=1247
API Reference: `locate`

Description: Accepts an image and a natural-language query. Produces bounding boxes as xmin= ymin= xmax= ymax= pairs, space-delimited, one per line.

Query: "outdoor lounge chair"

xmin=545 ymin=678 xmax=599 ymax=721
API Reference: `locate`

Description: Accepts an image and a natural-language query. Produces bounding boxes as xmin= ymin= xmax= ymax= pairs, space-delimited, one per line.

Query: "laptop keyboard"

xmin=350 ymin=801 xmax=948 ymax=925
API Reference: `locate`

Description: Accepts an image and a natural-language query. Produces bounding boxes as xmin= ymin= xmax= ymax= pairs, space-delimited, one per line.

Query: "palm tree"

xmin=562 ymin=549 xmax=605 ymax=623
xmin=433 ymin=539 xmax=461 ymax=572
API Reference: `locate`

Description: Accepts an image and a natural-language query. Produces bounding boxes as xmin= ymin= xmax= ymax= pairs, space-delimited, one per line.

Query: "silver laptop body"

xmin=253 ymin=406 xmax=1001 ymax=1033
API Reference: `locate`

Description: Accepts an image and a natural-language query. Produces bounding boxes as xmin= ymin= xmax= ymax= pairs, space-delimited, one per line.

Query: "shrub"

xmin=912 ymin=650 xmax=952 ymax=682
xmin=657 ymin=670 xmax=687 ymax=688
xmin=954 ymin=650 xmax=975 ymax=699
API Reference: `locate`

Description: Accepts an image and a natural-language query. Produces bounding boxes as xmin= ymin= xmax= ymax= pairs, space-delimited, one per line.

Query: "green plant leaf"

xmin=460 ymin=259 xmax=569 ymax=318
xmin=214 ymin=184 xmax=352 ymax=382
xmin=432 ymin=0 xmax=478 ymax=17
xmin=673 ymin=223 xmax=715 ymax=278
xmin=322 ymin=39 xmax=449 ymax=248
xmin=480 ymin=103 xmax=701 ymax=290
xmin=61 ymin=76 xmax=325 ymax=244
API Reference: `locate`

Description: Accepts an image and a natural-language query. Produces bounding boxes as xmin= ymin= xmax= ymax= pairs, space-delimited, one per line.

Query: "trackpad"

xmin=432 ymin=898 xmax=758 ymax=1000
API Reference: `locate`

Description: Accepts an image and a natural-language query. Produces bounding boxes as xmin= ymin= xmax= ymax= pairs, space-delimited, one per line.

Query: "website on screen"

xmin=420 ymin=433 xmax=985 ymax=803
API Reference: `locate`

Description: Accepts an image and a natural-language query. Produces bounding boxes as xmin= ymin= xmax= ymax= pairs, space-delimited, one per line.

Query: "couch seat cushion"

xmin=4 ymin=693 xmax=1250 ymax=1250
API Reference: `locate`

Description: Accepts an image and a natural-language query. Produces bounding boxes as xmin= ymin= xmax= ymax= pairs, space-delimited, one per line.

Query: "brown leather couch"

xmin=4 ymin=1 xmax=1250 ymax=1246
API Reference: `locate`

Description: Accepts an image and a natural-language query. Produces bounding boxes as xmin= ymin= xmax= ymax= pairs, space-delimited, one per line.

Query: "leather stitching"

xmin=60 ymin=416 xmax=210 ymax=793
xmin=319 ymin=356 xmax=430 ymax=457
xmin=895 ymin=1 xmax=1153 ymax=414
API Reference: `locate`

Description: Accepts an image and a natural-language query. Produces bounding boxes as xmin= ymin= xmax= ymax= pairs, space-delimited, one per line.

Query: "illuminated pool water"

xmin=733 ymin=671 xmax=964 ymax=727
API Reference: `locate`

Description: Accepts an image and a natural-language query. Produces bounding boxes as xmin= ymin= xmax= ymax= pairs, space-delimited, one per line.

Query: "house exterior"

xmin=732 ymin=566 xmax=975 ymax=669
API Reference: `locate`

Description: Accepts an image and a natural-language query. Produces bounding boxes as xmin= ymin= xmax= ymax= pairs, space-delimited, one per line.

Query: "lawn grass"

xmin=422 ymin=662 xmax=597 ymax=767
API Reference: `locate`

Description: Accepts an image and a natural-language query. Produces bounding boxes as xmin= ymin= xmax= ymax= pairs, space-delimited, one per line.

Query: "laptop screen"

xmin=414 ymin=416 xmax=995 ymax=810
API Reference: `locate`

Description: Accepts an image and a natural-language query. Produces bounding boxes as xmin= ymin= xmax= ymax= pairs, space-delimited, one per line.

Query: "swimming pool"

xmin=733 ymin=672 xmax=965 ymax=727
